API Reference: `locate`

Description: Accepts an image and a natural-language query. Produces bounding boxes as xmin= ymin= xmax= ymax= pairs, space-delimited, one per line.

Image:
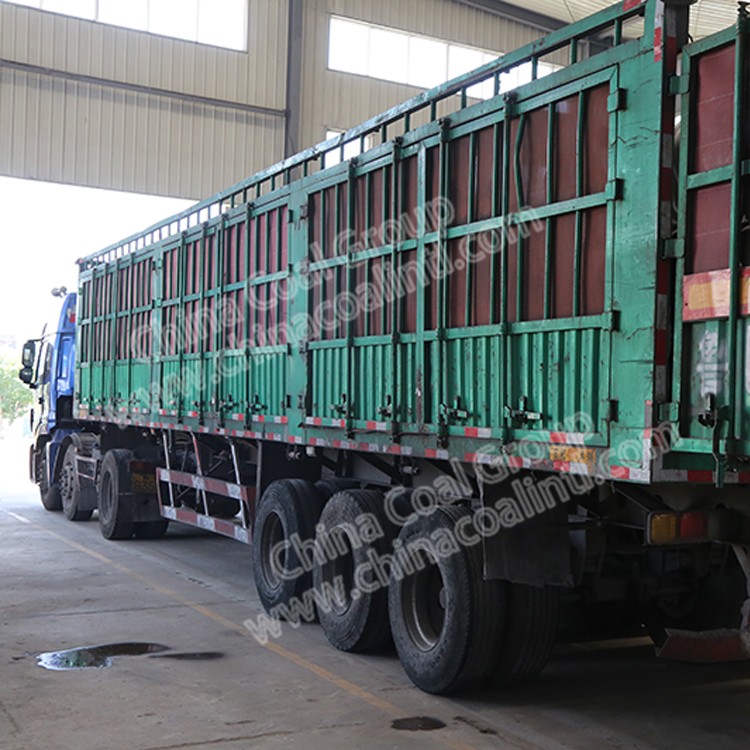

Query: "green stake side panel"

xmin=74 ymin=1 xmax=705 ymax=484
xmin=656 ymin=16 xmax=750 ymax=484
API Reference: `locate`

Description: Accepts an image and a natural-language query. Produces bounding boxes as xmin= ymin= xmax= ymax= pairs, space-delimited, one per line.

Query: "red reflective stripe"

xmin=687 ymin=470 xmax=714 ymax=484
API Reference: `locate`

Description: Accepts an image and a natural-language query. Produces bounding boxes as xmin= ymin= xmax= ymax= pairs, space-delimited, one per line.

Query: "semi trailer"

xmin=21 ymin=0 xmax=750 ymax=694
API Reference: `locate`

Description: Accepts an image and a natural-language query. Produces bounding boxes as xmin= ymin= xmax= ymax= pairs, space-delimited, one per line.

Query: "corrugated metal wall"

xmin=0 ymin=0 xmax=547 ymax=200
xmin=298 ymin=0 xmax=549 ymax=151
xmin=0 ymin=1 xmax=289 ymax=199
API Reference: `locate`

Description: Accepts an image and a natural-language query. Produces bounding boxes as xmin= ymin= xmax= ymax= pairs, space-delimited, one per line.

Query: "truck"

xmin=20 ymin=0 xmax=750 ymax=695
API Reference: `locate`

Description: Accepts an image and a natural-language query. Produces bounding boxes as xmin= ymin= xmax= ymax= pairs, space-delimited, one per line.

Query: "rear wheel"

xmin=315 ymin=478 xmax=361 ymax=502
xmin=60 ymin=445 xmax=93 ymax=522
xmin=98 ymin=450 xmax=136 ymax=540
xmin=313 ymin=489 xmax=396 ymax=653
xmin=252 ymin=480 xmax=325 ymax=615
xmin=491 ymin=583 xmax=559 ymax=687
xmin=388 ymin=506 xmax=505 ymax=694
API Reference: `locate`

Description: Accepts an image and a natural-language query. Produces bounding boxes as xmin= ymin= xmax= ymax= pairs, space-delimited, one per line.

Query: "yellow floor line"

xmin=7 ymin=513 xmax=479 ymax=750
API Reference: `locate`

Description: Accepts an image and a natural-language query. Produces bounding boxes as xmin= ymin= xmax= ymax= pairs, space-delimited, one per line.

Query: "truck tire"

xmin=388 ymin=506 xmax=505 ymax=694
xmin=491 ymin=583 xmax=559 ymax=687
xmin=134 ymin=520 xmax=170 ymax=539
xmin=313 ymin=489 xmax=396 ymax=653
xmin=314 ymin=478 xmax=361 ymax=502
xmin=252 ymin=479 xmax=325 ymax=615
xmin=60 ymin=445 xmax=93 ymax=522
xmin=37 ymin=454 xmax=62 ymax=511
xmin=98 ymin=449 xmax=136 ymax=540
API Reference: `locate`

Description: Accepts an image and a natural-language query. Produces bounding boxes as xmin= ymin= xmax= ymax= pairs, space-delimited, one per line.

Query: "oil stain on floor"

xmin=391 ymin=717 xmax=447 ymax=732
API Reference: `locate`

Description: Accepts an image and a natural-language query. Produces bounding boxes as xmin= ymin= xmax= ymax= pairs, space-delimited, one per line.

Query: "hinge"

xmin=607 ymin=88 xmax=627 ymax=112
xmin=657 ymin=401 xmax=680 ymax=423
xmin=662 ymin=238 xmax=685 ymax=259
xmin=605 ymin=399 xmax=619 ymax=423
xmin=606 ymin=178 xmax=624 ymax=201
xmin=668 ymin=74 xmax=689 ymax=96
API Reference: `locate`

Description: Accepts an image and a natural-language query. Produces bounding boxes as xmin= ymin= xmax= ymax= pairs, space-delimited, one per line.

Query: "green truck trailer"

xmin=23 ymin=0 xmax=750 ymax=694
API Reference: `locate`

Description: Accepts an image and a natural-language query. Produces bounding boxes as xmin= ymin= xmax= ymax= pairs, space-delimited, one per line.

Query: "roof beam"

xmin=452 ymin=0 xmax=567 ymax=32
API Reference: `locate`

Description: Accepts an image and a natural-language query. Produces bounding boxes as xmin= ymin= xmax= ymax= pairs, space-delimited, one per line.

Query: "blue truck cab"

xmin=20 ymin=291 xmax=79 ymax=510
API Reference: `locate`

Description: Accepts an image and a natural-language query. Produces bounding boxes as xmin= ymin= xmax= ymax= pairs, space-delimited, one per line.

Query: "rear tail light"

xmin=647 ymin=511 xmax=709 ymax=545
xmin=679 ymin=511 xmax=709 ymax=541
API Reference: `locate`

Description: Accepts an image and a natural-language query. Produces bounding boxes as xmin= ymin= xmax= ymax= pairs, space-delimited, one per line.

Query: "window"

xmin=1 ymin=0 xmax=248 ymax=51
xmin=323 ymin=130 xmax=376 ymax=169
xmin=328 ymin=16 xmax=559 ymax=99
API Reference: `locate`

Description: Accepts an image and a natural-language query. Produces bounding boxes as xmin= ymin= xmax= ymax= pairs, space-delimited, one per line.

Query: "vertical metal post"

xmin=728 ymin=10 xmax=748 ymax=446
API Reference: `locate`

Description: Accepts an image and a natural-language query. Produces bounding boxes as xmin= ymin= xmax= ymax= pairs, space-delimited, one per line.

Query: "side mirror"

xmin=19 ymin=367 xmax=34 ymax=385
xmin=21 ymin=340 xmax=36 ymax=369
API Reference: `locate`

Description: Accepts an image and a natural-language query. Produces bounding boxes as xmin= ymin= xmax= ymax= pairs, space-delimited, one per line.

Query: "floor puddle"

xmin=37 ymin=642 xmax=169 ymax=670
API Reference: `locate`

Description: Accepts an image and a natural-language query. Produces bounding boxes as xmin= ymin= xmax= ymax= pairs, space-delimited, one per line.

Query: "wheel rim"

xmin=60 ymin=458 xmax=75 ymax=511
xmin=260 ymin=510 xmax=286 ymax=592
xmin=320 ymin=526 xmax=355 ymax=616
xmin=401 ymin=547 xmax=446 ymax=652
xmin=100 ymin=471 xmax=114 ymax=523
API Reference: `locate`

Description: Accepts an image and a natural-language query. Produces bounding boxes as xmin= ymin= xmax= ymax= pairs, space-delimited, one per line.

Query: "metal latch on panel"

xmin=505 ymin=397 xmax=542 ymax=425
xmin=249 ymin=394 xmax=267 ymax=414
xmin=698 ymin=393 xmax=728 ymax=488
xmin=377 ymin=395 xmax=393 ymax=419
xmin=440 ymin=398 xmax=469 ymax=423
xmin=331 ymin=394 xmax=349 ymax=418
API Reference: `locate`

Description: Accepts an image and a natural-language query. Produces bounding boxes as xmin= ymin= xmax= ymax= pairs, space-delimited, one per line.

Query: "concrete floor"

xmin=1 ymin=430 xmax=750 ymax=750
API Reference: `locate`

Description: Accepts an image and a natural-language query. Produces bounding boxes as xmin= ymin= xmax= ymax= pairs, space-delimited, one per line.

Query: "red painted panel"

xmin=400 ymin=249 xmax=418 ymax=333
xmin=584 ymin=86 xmax=609 ymax=195
xmin=509 ymin=108 xmax=548 ymax=212
xmin=689 ymin=182 xmax=731 ymax=273
xmin=354 ymin=174 xmax=368 ymax=250
xmin=694 ymin=44 xmax=735 ymax=173
xmin=309 ymin=271 xmax=322 ymax=341
xmin=280 ymin=207 xmax=288 ymax=268
xmin=448 ymin=237 xmax=468 ymax=328
xmin=471 ymin=232 xmax=495 ymax=326
xmin=268 ymin=210 xmax=279 ymax=273
xmin=581 ymin=206 xmax=607 ymax=315
xmin=523 ymin=221 xmax=547 ymax=321
xmin=475 ymin=126 xmax=497 ymax=221
xmin=352 ymin=260 xmax=366 ymax=337
xmin=426 ymin=245 xmax=440 ymax=330
xmin=552 ymin=213 xmax=576 ymax=318
xmin=450 ymin=135 xmax=471 ymax=226
xmin=555 ymin=95 xmax=578 ymax=203
xmin=258 ymin=214 xmax=268 ymax=273
xmin=506 ymin=232 xmax=518 ymax=323
xmin=309 ymin=192 xmax=321 ymax=262
xmin=426 ymin=147 xmax=440 ymax=232
xmin=370 ymin=168 xmax=386 ymax=246
xmin=401 ymin=157 xmax=419 ymax=240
